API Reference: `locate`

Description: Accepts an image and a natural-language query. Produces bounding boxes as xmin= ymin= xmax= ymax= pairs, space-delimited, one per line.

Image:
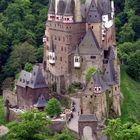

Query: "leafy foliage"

xmin=103 ymin=118 xmax=140 ymax=140
xmin=0 ymin=0 xmax=49 ymax=89
xmin=45 ymin=98 xmax=61 ymax=118
xmin=85 ymin=66 xmax=96 ymax=82
xmin=118 ymin=40 xmax=140 ymax=81
xmin=24 ymin=63 xmax=33 ymax=72
xmin=6 ymin=110 xmax=51 ymax=140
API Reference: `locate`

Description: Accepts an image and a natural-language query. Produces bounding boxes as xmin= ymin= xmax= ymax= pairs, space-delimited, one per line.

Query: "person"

xmin=71 ymin=112 xmax=73 ymax=118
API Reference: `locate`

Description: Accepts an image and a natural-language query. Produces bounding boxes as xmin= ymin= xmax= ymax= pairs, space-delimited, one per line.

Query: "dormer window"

xmin=74 ymin=56 xmax=80 ymax=68
xmin=48 ymin=14 xmax=55 ymax=21
xmin=94 ymin=87 xmax=102 ymax=94
xmin=63 ymin=15 xmax=74 ymax=23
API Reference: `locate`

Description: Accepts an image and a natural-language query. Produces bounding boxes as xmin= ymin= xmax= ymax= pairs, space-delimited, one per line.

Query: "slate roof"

xmin=92 ymin=71 xmax=109 ymax=93
xmin=34 ymin=94 xmax=47 ymax=108
xmin=79 ymin=114 xmax=98 ymax=122
xmin=78 ymin=28 xmax=101 ymax=55
xmin=48 ymin=0 xmax=55 ymax=14
xmin=97 ymin=0 xmax=112 ymax=15
xmin=57 ymin=0 xmax=66 ymax=15
xmin=86 ymin=0 xmax=102 ymax=23
xmin=17 ymin=65 xmax=47 ymax=89
xmin=64 ymin=0 xmax=74 ymax=16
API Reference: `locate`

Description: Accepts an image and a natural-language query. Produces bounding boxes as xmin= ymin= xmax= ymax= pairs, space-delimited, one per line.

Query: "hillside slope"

xmin=121 ymin=65 xmax=140 ymax=123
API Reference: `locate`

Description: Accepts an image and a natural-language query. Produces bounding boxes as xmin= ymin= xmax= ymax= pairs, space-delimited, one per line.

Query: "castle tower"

xmin=44 ymin=0 xmax=86 ymax=93
xmin=44 ymin=0 xmax=121 ymax=120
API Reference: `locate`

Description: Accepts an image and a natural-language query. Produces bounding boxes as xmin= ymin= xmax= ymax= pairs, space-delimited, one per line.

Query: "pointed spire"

xmin=34 ymin=94 xmax=47 ymax=108
xmin=97 ymin=0 xmax=112 ymax=15
xmin=103 ymin=60 xmax=115 ymax=85
xmin=64 ymin=0 xmax=74 ymax=16
xmin=48 ymin=0 xmax=55 ymax=14
xmin=57 ymin=0 xmax=66 ymax=15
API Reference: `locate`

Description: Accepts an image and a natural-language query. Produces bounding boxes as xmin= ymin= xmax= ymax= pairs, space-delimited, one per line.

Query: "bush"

xmin=45 ymin=98 xmax=61 ymax=118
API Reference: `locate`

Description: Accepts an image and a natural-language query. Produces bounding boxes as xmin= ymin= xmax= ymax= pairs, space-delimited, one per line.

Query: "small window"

xmin=60 ymin=57 xmax=62 ymax=61
xmin=90 ymin=95 xmax=93 ymax=98
xmin=90 ymin=56 xmax=96 ymax=59
xmin=98 ymin=87 xmax=101 ymax=91
xmin=94 ymin=87 xmax=97 ymax=91
xmin=115 ymin=87 xmax=117 ymax=91
xmin=89 ymin=88 xmax=92 ymax=91
xmin=61 ymin=46 xmax=63 ymax=51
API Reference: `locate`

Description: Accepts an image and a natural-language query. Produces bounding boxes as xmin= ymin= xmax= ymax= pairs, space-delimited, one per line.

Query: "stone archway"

xmin=78 ymin=114 xmax=98 ymax=140
xmin=83 ymin=126 xmax=93 ymax=140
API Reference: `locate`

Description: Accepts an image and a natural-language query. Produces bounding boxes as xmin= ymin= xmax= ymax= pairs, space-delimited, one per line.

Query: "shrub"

xmin=45 ymin=98 xmax=61 ymax=118
xmin=85 ymin=66 xmax=96 ymax=82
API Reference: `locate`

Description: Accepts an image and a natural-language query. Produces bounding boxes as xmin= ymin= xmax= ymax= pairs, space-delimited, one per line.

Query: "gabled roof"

xmin=86 ymin=0 xmax=102 ymax=23
xmin=34 ymin=94 xmax=47 ymax=108
xmin=48 ymin=0 xmax=55 ymax=14
xmin=17 ymin=65 xmax=47 ymax=89
xmin=57 ymin=0 xmax=66 ymax=15
xmin=78 ymin=28 xmax=101 ymax=55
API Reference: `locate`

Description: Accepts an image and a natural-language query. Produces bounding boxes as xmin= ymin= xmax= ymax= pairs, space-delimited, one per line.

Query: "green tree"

xmin=24 ymin=63 xmax=33 ymax=72
xmin=45 ymin=98 xmax=61 ymax=118
xmin=6 ymin=110 xmax=51 ymax=140
xmin=4 ymin=42 xmax=36 ymax=74
xmin=127 ymin=50 xmax=140 ymax=81
xmin=103 ymin=118 xmax=140 ymax=140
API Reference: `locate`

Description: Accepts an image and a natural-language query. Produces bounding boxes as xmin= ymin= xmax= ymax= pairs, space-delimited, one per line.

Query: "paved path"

xmin=67 ymin=97 xmax=94 ymax=140
xmin=67 ymin=97 xmax=80 ymax=132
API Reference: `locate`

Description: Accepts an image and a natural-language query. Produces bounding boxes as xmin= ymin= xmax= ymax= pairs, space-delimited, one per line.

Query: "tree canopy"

xmin=45 ymin=98 xmax=61 ymax=118
xmin=6 ymin=110 xmax=51 ymax=140
xmin=103 ymin=118 xmax=140 ymax=140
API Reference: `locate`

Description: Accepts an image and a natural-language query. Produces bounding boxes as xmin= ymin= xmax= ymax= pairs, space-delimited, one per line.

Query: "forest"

xmin=0 ymin=0 xmax=140 ymax=90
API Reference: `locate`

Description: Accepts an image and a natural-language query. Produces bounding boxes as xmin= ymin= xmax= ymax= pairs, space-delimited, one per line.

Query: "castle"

xmin=43 ymin=0 xmax=121 ymax=120
xmin=3 ymin=0 xmax=122 ymax=133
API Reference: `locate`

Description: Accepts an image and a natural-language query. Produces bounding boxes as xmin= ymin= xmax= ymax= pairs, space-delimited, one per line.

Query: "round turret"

xmin=48 ymin=0 xmax=55 ymax=21
xmin=55 ymin=0 xmax=66 ymax=21
xmin=63 ymin=0 xmax=75 ymax=23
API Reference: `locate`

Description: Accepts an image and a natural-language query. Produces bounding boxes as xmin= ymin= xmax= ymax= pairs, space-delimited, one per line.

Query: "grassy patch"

xmin=120 ymin=65 xmax=140 ymax=123
xmin=0 ymin=96 xmax=5 ymax=125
